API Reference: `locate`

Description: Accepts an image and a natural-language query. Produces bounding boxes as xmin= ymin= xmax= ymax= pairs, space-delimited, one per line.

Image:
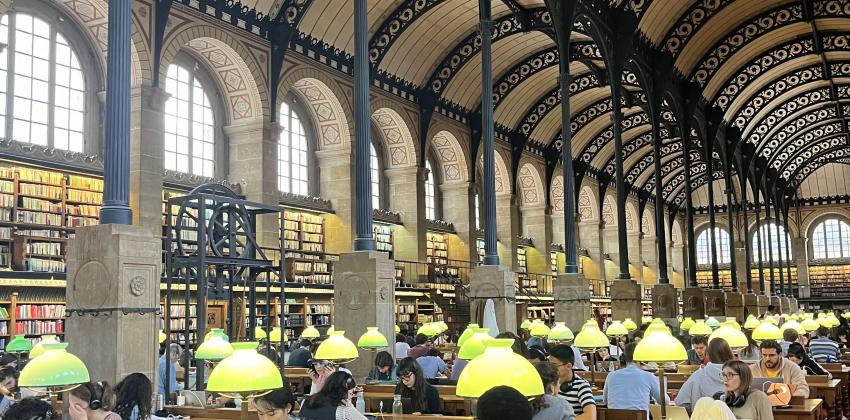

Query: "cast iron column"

xmin=725 ymin=181 xmax=738 ymax=291
xmin=651 ymin=114 xmax=668 ymax=283
xmin=741 ymin=186 xmax=753 ymax=294
xmin=765 ymin=196 xmax=776 ymax=296
xmin=774 ymin=200 xmax=786 ymax=297
xmin=352 ymin=0 xmax=376 ymax=251
xmin=560 ymin=72 xmax=578 ymax=273
xmin=682 ymin=124 xmax=698 ymax=287
xmin=610 ymin=87 xmax=630 ymax=279
xmin=704 ymin=142 xmax=720 ymax=288
xmin=100 ymin=0 xmax=133 ymax=224
xmin=783 ymin=206 xmax=793 ymax=296
xmin=480 ymin=0 xmax=498 ymax=266
xmin=754 ymin=185 xmax=765 ymax=294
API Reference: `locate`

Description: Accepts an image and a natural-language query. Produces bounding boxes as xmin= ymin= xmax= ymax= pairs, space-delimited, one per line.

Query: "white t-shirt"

xmin=395 ymin=341 xmax=410 ymax=359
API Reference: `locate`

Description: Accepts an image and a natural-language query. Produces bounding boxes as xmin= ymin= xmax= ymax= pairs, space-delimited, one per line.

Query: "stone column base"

xmin=651 ymin=284 xmax=678 ymax=323
xmin=789 ymin=298 xmax=799 ymax=313
xmin=470 ymin=265 xmax=517 ymax=334
xmin=704 ymin=289 xmax=726 ymax=317
xmin=65 ymin=224 xmax=161 ymax=384
xmin=744 ymin=294 xmax=759 ymax=318
xmin=332 ymin=251 xmax=396 ymax=380
xmin=725 ymin=292 xmax=744 ymax=323
xmin=757 ymin=295 xmax=770 ymax=317
xmin=554 ymin=273 xmax=591 ymax=333
xmin=610 ymin=281 xmax=642 ymax=322
xmin=780 ymin=297 xmax=790 ymax=314
xmin=682 ymin=288 xmax=706 ymax=319
xmin=770 ymin=296 xmax=781 ymax=312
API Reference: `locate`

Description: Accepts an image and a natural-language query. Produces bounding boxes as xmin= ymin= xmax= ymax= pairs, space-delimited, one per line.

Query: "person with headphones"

xmin=69 ymin=381 xmax=121 ymax=420
xmin=714 ymin=360 xmax=774 ymax=420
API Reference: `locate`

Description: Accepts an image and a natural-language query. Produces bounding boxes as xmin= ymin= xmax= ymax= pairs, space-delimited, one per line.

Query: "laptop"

xmin=750 ymin=378 xmax=793 ymax=407
xmin=369 ymin=397 xmax=414 ymax=414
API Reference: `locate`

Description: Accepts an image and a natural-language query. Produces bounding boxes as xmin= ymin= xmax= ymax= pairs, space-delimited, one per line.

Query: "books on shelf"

xmin=16 ymin=304 xmax=65 ymax=319
xmin=373 ymin=224 xmax=393 ymax=255
xmin=426 ymin=233 xmax=449 ymax=266
xmin=19 ymin=183 xmax=62 ymax=200
xmin=18 ymin=168 xmax=64 ymax=185
xmin=15 ymin=320 xmax=63 ymax=335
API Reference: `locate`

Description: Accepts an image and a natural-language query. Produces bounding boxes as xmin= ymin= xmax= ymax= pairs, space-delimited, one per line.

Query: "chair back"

xmin=599 ymin=408 xmax=645 ymax=420
xmin=650 ymin=404 xmax=690 ymax=420
xmin=678 ymin=365 xmax=700 ymax=374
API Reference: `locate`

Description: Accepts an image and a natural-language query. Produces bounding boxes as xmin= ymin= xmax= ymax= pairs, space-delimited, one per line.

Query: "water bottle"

xmin=156 ymin=394 xmax=164 ymax=411
xmin=355 ymin=390 xmax=366 ymax=414
xmin=392 ymin=394 xmax=403 ymax=418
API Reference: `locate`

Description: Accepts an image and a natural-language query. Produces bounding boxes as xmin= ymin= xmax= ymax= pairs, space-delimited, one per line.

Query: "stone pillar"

xmin=550 ymin=213 xmax=565 ymax=253
xmin=757 ymin=295 xmax=770 ymax=317
xmin=577 ymin=220 xmax=603 ymax=280
xmin=386 ymin=167 xmax=426 ymax=262
xmin=521 ymin=204 xmax=550 ymax=274
xmin=770 ymin=296 xmax=781 ymax=313
xmin=789 ymin=298 xmax=799 ymax=313
xmin=652 ymin=283 xmax=678 ymax=323
xmin=469 ymin=265 xmax=517 ymax=333
xmin=441 ymin=181 xmax=475 ymax=261
xmin=554 ymin=273 xmax=590 ymax=333
xmin=130 ymin=85 xmax=167 ymax=235
xmin=734 ymin=241 xmax=748 ymax=292
xmin=225 ymin=119 xmax=279 ymax=247
xmin=628 ymin=232 xmax=643 ymax=282
xmin=682 ymin=288 xmax=706 ymax=319
xmin=65 ymin=225 xmax=161 ymax=383
xmin=602 ymin=225 xmax=619 ymax=280
xmin=793 ymin=237 xmax=810 ymax=298
xmin=333 ymin=251 xmax=396 ymax=379
xmin=704 ymin=289 xmax=726 ymax=317
xmin=725 ymin=292 xmax=744 ymax=323
xmin=642 ymin=235 xmax=658 ymax=287
xmin=496 ymin=195 xmax=519 ymax=271
xmin=744 ymin=293 xmax=759 ymax=318
xmin=610 ymin=281 xmax=642 ymax=323
xmin=670 ymin=243 xmax=686 ymax=288
xmin=779 ymin=297 xmax=790 ymax=314
xmin=316 ymin=147 xmax=354 ymax=254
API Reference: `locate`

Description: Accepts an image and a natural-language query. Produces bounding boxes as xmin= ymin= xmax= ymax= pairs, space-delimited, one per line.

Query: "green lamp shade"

xmin=722 ymin=320 xmax=742 ymax=331
xmin=842 ymin=312 xmax=850 ymax=319
xmin=530 ymin=322 xmax=551 ymax=337
xmin=641 ymin=316 xmax=653 ymax=325
xmin=520 ymin=319 xmax=532 ymax=330
xmin=623 ymin=318 xmax=638 ymax=331
xmin=580 ymin=319 xmax=597 ymax=331
xmin=314 ymin=331 xmax=359 ymax=362
xmin=763 ymin=316 xmax=778 ymax=326
xmin=827 ymin=314 xmax=840 ymax=327
xmin=6 ymin=334 xmax=32 ymax=352
xmin=744 ymin=316 xmax=761 ymax=330
xmin=301 ymin=325 xmax=321 ymax=339
xmin=709 ymin=325 xmax=748 ymax=350
xmin=680 ymin=318 xmax=696 ymax=331
xmin=705 ymin=317 xmax=721 ymax=328
xmin=780 ymin=320 xmax=805 ymax=335
xmin=457 ymin=323 xmax=480 ymax=347
xmin=206 ymin=342 xmax=282 ymax=394
xmin=689 ymin=320 xmax=713 ymax=336
xmin=29 ymin=335 xmax=60 ymax=359
xmin=357 ymin=327 xmax=389 ymax=349
xmin=19 ymin=343 xmax=89 ymax=388
xmin=458 ymin=328 xmax=492 ymax=360
xmin=196 ymin=329 xmax=234 ymax=361
xmin=417 ymin=323 xmax=439 ymax=337
xmin=633 ymin=330 xmax=687 ymax=363
xmin=644 ymin=323 xmax=671 ymax=337
xmin=752 ymin=321 xmax=782 ymax=343
xmin=605 ymin=321 xmax=629 ymax=337
xmin=548 ymin=322 xmax=574 ymax=342
xmin=159 ymin=330 xmax=167 ymax=344
xmin=818 ymin=317 xmax=833 ymax=328
xmin=254 ymin=327 xmax=267 ymax=340
xmin=269 ymin=327 xmax=285 ymax=343
xmin=435 ymin=321 xmax=449 ymax=333
xmin=573 ymin=326 xmax=609 ymax=350
xmin=394 ymin=325 xmax=401 ymax=334
xmin=327 ymin=325 xmax=336 ymax=335
xmin=456 ymin=339 xmax=544 ymax=398
xmin=801 ymin=318 xmax=820 ymax=332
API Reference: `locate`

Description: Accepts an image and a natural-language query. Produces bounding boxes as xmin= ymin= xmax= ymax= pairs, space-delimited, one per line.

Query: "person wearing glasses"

xmin=675 ymin=337 xmax=734 ymax=413
xmin=299 ymin=371 xmax=368 ymax=420
xmin=252 ymin=386 xmax=298 ymax=420
xmin=395 ymin=357 xmax=442 ymax=414
xmin=548 ymin=345 xmax=596 ymax=420
xmin=715 ymin=360 xmax=774 ymax=420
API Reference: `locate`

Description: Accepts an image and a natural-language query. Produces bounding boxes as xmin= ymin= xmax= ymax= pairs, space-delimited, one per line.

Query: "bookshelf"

xmin=517 ymin=246 xmax=532 ymax=289
xmin=2 ymin=292 xmax=65 ymax=347
xmin=281 ymin=210 xmax=331 ymax=284
xmin=550 ymin=251 xmax=564 ymax=276
xmin=266 ymin=297 xmax=333 ymax=339
xmin=808 ymin=265 xmax=850 ymax=297
xmin=426 ymin=233 xmax=448 ymax=266
xmin=527 ymin=305 xmax=553 ymax=323
xmin=396 ymin=298 xmax=435 ymax=325
xmin=373 ymin=223 xmax=393 ymax=257
xmin=476 ymin=239 xmax=485 ymax=263
xmin=695 ymin=270 xmax=734 ymax=290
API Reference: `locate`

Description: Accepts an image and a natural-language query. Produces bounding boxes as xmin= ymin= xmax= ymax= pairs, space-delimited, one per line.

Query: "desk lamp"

xmin=633 ymin=329 xmax=687 ymax=419
xmin=744 ymin=315 xmax=761 ymax=330
xmin=752 ymin=321 xmax=781 ymax=345
xmin=301 ymin=325 xmax=321 ymax=340
xmin=358 ymin=327 xmax=388 ymax=382
xmin=159 ymin=330 xmax=167 ymax=344
xmin=709 ymin=325 xmax=748 ymax=353
xmin=530 ymin=321 xmax=551 ymax=338
xmin=722 ymin=319 xmax=742 ymax=331
xmin=206 ymin=342 xmax=283 ymax=420
xmin=19 ymin=343 xmax=90 ymax=408
xmin=622 ymin=318 xmax=638 ymax=332
xmin=780 ymin=320 xmax=805 ymax=335
xmin=548 ymin=322 xmax=574 ymax=343
xmin=6 ymin=334 xmax=32 ymax=367
xmin=254 ymin=327 xmax=267 ymax=340
xmin=457 ymin=323 xmax=480 ymax=347
xmin=520 ymin=319 xmax=532 ymax=330
xmin=456 ymin=338 xmax=543 ymax=398
xmin=574 ymin=324 xmax=609 ymax=387
xmin=196 ymin=329 xmax=234 ymax=361
xmin=458 ymin=328 xmax=492 ymax=360
xmin=679 ymin=317 xmax=695 ymax=332
xmin=688 ymin=320 xmax=712 ymax=337
xmin=705 ymin=317 xmax=721 ymax=329
xmin=269 ymin=327 xmax=285 ymax=344
xmin=29 ymin=335 xmax=60 ymax=359
xmin=417 ymin=323 xmax=439 ymax=338
xmin=801 ymin=318 xmax=820 ymax=333
xmin=315 ymin=331 xmax=359 ymax=364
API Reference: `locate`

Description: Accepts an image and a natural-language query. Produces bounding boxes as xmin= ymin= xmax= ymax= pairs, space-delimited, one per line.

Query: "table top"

xmin=772 ymin=399 xmax=823 ymax=414
xmin=808 ymin=379 xmax=841 ymax=389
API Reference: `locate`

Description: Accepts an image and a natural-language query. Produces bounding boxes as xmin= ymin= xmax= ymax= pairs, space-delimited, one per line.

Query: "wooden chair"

xmin=650 ymin=404 xmax=690 ymax=420
xmin=678 ymin=364 xmax=700 ymax=374
xmin=599 ymin=407 xmax=645 ymax=420
xmin=806 ymin=374 xmax=829 ymax=383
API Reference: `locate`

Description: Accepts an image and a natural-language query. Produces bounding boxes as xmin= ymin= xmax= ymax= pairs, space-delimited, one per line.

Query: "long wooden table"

xmin=772 ymin=399 xmax=824 ymax=420
xmin=808 ymin=377 xmax=841 ymax=419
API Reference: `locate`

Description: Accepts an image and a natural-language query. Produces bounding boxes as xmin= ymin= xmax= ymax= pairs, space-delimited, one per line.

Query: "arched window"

xmin=752 ymin=223 xmax=792 ymax=262
xmin=1 ymin=13 xmax=86 ymax=152
xmin=370 ymin=142 xmax=381 ymax=210
xmin=278 ymin=101 xmax=309 ymax=195
xmin=474 ymin=192 xmax=481 ymax=230
xmin=164 ymin=64 xmax=215 ymax=177
xmin=425 ymin=160 xmax=437 ymax=220
xmin=811 ymin=218 xmax=850 ymax=259
xmin=696 ymin=227 xmax=731 ymax=265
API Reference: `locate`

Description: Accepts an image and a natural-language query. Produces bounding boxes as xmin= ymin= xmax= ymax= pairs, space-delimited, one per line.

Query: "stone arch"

xmin=602 ymin=194 xmax=616 ymax=227
xmin=282 ymin=72 xmax=352 ymax=151
xmin=429 ymin=130 xmax=470 ymax=183
xmin=476 ymin=148 xmax=512 ymax=196
xmin=671 ymin=219 xmax=683 ymax=245
xmin=160 ymin=25 xmax=268 ymax=123
xmin=517 ymin=161 xmax=545 ymax=207
xmin=641 ymin=208 xmax=655 ymax=236
xmin=551 ymin=174 xmax=564 ymax=214
xmin=370 ymin=107 xmax=417 ymax=169
xmin=625 ymin=201 xmax=638 ymax=233
xmin=802 ymin=210 xmax=850 ymax=243
xmin=578 ymin=184 xmax=598 ymax=221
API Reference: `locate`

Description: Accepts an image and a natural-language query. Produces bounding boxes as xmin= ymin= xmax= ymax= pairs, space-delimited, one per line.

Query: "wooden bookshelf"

xmin=373 ymin=223 xmax=393 ymax=257
xmin=396 ymin=298 xmax=434 ymax=325
xmin=426 ymin=233 xmax=448 ymax=266
xmin=527 ymin=305 xmax=553 ymax=323
xmin=281 ymin=210 xmax=330 ymax=284
xmin=4 ymin=292 xmax=65 ymax=347
xmin=550 ymin=251 xmax=564 ymax=276
xmin=809 ymin=265 xmax=850 ymax=297
xmin=695 ymin=270 xmax=734 ymax=290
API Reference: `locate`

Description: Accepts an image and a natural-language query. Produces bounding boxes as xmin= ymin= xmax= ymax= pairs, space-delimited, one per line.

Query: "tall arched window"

xmin=425 ymin=160 xmax=437 ymax=220
xmin=1 ymin=13 xmax=86 ymax=151
xmin=164 ymin=64 xmax=215 ymax=177
xmin=752 ymin=223 xmax=792 ymax=262
xmin=474 ymin=192 xmax=481 ymax=230
xmin=278 ymin=101 xmax=309 ymax=195
xmin=696 ymin=227 xmax=731 ymax=265
xmin=370 ymin=142 xmax=380 ymax=210
xmin=811 ymin=219 xmax=850 ymax=259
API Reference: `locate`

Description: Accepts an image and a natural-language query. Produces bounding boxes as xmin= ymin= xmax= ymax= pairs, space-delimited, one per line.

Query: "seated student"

xmin=548 ymin=344 xmax=596 ymax=420
xmin=395 ymin=357 xmax=442 ymax=414
xmin=0 ymin=367 xmax=17 ymax=416
xmin=532 ymin=362 xmax=576 ymax=420
xmin=4 ymin=398 xmax=56 ymax=420
xmin=787 ymin=342 xmax=831 ymax=378
xmin=527 ymin=346 xmax=548 ymax=363
xmin=416 ymin=348 xmax=448 ymax=379
xmin=158 ymin=343 xmax=183 ymax=397
xmin=602 ymin=342 xmax=664 ymax=417
xmin=395 ymin=334 xmax=411 ymax=359
xmin=407 ymin=334 xmax=431 ymax=359
xmin=809 ymin=326 xmax=842 ymax=362
xmin=299 ymin=372 xmax=367 ymax=420
xmin=114 ymin=373 xmax=154 ymax=420
xmin=779 ymin=328 xmax=799 ymax=357
xmin=738 ymin=330 xmax=761 ymax=363
xmin=69 ymin=381 xmax=121 ymax=420
xmin=367 ymin=351 xmax=397 ymax=382
xmin=687 ymin=335 xmax=709 ymax=365
xmin=748 ymin=339 xmax=809 ymax=398
xmin=478 ymin=386 xmax=532 ymax=420
xmin=253 ymin=386 xmax=298 ymax=420
xmin=676 ymin=337 xmax=734 ymax=413
xmin=592 ymin=346 xmax=619 ymax=371
xmin=286 ymin=339 xmax=313 ymax=367
xmin=716 ymin=360 xmax=774 ymax=420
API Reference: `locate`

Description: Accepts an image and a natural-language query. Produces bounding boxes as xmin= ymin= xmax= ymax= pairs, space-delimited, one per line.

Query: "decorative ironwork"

xmin=662 ymin=0 xmax=734 ymax=55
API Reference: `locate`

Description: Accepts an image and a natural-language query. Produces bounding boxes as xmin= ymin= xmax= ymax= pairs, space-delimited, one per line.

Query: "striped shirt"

xmin=809 ymin=337 xmax=841 ymax=362
xmin=558 ymin=373 xmax=595 ymax=415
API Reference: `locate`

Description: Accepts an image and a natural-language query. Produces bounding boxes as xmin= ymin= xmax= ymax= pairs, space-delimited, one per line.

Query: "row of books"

xmin=290 ymin=273 xmax=332 ymax=284
xmin=167 ymin=318 xmax=196 ymax=330
xmin=167 ymin=305 xmax=198 ymax=318
xmin=307 ymin=304 xmax=331 ymax=314
xmin=67 ymin=190 xmax=102 ymax=204
xmin=25 ymin=258 xmax=66 ymax=272
xmin=18 ymin=229 xmax=61 ymax=238
xmin=0 ymin=181 xmax=12 ymax=194
xmin=16 ymin=304 xmax=65 ymax=319
xmin=20 ymin=197 xmax=62 ymax=213
xmin=68 ymin=175 xmax=103 ymax=191
xmin=67 ymin=205 xmax=99 ymax=217
xmin=24 ymin=242 xmax=61 ymax=255
xmin=0 ymin=194 xmax=12 ymax=209
xmin=19 ymin=183 xmax=63 ymax=200
xmin=17 ymin=168 xmax=64 ymax=185
xmin=66 ymin=216 xmax=97 ymax=228
xmin=301 ymin=233 xmax=323 ymax=243
xmin=15 ymin=320 xmax=63 ymax=334
xmin=17 ymin=211 xmax=62 ymax=226
xmin=0 ymin=208 xmax=10 ymax=222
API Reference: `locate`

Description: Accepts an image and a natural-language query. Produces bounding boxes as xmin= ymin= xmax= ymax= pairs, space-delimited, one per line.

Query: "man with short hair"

xmin=477 ymin=385 xmax=532 ymax=420
xmin=158 ymin=343 xmax=184 ymax=397
xmin=286 ymin=338 xmax=313 ymax=367
xmin=603 ymin=342 xmax=664 ymax=418
xmin=809 ymin=326 xmax=841 ymax=362
xmin=779 ymin=328 xmax=799 ymax=357
xmin=749 ymin=339 xmax=809 ymax=397
xmin=407 ymin=333 xmax=431 ymax=359
xmin=549 ymin=344 xmax=596 ymax=420
xmin=686 ymin=335 xmax=709 ymax=365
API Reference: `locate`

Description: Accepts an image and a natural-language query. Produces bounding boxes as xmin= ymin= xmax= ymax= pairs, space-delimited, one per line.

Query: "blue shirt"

xmin=809 ymin=337 xmax=841 ymax=362
xmin=602 ymin=364 xmax=663 ymax=418
xmin=416 ymin=356 xmax=447 ymax=379
xmin=158 ymin=354 xmax=183 ymax=396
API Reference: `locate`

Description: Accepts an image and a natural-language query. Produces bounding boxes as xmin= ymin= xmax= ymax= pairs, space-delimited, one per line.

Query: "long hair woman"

xmin=395 ymin=357 xmax=442 ymax=414
xmin=299 ymin=371 xmax=367 ymax=420
xmin=252 ymin=386 xmax=297 ymax=420
xmin=114 ymin=373 xmax=153 ymax=420
xmin=69 ymin=381 xmax=121 ymax=420
xmin=715 ymin=360 xmax=774 ymax=420
xmin=531 ymin=362 xmax=575 ymax=420
xmin=787 ymin=342 xmax=831 ymax=377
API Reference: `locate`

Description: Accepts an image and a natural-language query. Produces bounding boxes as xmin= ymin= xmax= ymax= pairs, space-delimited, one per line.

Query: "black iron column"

xmin=725 ymin=180 xmax=738 ymax=291
xmin=100 ymin=0 xmax=133 ymax=224
xmin=741 ymin=186 xmax=753 ymax=294
xmin=610 ymin=85 xmax=630 ymax=279
xmin=754 ymin=186 xmax=765 ymax=294
xmin=651 ymin=113 xmax=668 ymax=283
xmin=782 ymin=206 xmax=793 ymax=296
xmin=560 ymin=74 xmax=578 ymax=273
xmin=682 ymin=123 xmax=698 ymax=287
xmin=353 ymin=0 xmax=376 ymax=251
xmin=704 ymin=141 xmax=720 ymax=288
xmin=479 ymin=0 xmax=498 ymax=266
xmin=765 ymin=195 xmax=776 ymax=296
xmin=774 ymin=199 xmax=786 ymax=297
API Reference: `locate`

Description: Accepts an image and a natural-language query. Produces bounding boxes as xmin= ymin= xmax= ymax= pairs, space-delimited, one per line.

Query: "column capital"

xmin=440 ymin=180 xmax=472 ymax=194
xmin=223 ymin=118 xmax=276 ymax=140
xmin=130 ymin=84 xmax=170 ymax=111
xmin=315 ymin=146 xmax=352 ymax=163
xmin=383 ymin=165 xmax=422 ymax=179
xmin=519 ymin=204 xmax=548 ymax=214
